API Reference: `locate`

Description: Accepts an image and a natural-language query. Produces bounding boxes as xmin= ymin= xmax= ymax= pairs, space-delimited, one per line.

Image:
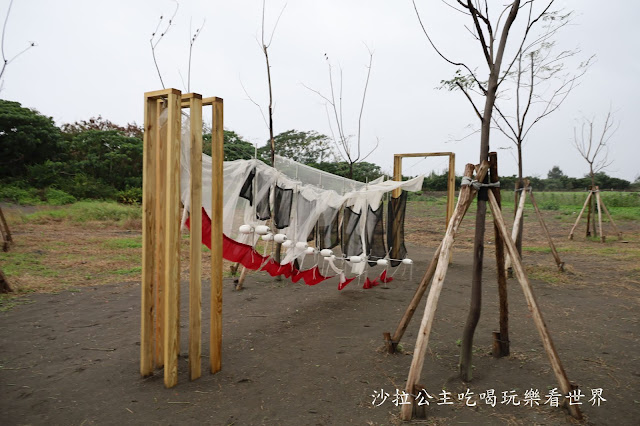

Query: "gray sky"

xmin=2 ymin=0 xmax=638 ymax=181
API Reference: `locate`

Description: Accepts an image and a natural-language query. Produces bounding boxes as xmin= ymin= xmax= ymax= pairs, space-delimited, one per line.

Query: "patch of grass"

xmin=103 ymin=237 xmax=142 ymax=249
xmin=112 ymin=266 xmax=142 ymax=275
xmin=0 ymin=252 xmax=58 ymax=278
xmin=23 ymin=201 xmax=141 ymax=224
xmin=522 ymin=246 xmax=551 ymax=253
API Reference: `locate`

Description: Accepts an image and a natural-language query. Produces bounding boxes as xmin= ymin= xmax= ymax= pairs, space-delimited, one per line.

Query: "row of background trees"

xmin=0 ymin=99 xmax=635 ymax=206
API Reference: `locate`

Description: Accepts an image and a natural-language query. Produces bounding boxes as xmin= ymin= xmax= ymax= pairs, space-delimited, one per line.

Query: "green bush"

xmin=117 ymin=187 xmax=142 ymax=204
xmin=44 ymin=188 xmax=76 ymax=205
xmin=0 ymin=184 xmax=42 ymax=205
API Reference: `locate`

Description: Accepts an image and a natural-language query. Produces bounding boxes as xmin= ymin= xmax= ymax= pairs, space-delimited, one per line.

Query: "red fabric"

xmin=362 ymin=277 xmax=379 ymax=289
xmin=186 ymin=208 xmax=333 ymax=285
xmin=379 ymin=269 xmax=393 ymax=283
xmin=338 ymin=276 xmax=356 ymax=291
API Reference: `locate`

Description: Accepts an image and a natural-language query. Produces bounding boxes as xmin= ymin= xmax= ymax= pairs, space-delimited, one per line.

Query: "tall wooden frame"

xmin=140 ymin=88 xmax=224 ymax=388
xmin=392 ymin=152 xmax=455 ymax=227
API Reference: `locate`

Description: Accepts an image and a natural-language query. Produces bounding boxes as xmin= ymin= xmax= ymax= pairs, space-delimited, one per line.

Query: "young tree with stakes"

xmin=412 ymin=0 xmax=563 ymax=382
xmin=572 ymin=107 xmax=619 ymax=239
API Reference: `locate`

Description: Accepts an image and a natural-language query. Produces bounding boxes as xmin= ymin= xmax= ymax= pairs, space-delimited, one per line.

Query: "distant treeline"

xmin=0 ymin=100 xmax=636 ymax=206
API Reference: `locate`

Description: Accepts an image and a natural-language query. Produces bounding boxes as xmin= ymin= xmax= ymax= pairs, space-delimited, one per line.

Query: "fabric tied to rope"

xmin=460 ymin=176 xmax=501 ymax=191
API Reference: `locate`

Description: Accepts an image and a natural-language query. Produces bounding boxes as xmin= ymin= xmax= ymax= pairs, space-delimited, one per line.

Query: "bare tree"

xmin=150 ymin=1 xmax=179 ymax=89
xmin=0 ymin=0 xmax=36 ymax=91
xmin=574 ymin=108 xmax=618 ymax=187
xmin=412 ymin=0 xmax=559 ymax=382
xmin=303 ymin=48 xmax=378 ymax=179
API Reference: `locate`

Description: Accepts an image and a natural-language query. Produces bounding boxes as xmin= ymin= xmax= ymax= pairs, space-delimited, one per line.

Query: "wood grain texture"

xmin=154 ymin=99 xmax=166 ymax=368
xmin=140 ymin=96 xmax=157 ymax=377
xmin=163 ymin=92 xmax=181 ymax=388
xmin=188 ymin=95 xmax=203 ymax=381
xmin=210 ymin=98 xmax=224 ymax=374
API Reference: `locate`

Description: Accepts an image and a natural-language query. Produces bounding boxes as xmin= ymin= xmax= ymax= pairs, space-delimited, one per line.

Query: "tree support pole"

xmin=504 ymin=180 xmax=528 ymax=274
xmin=568 ymin=191 xmax=593 ymax=240
xmin=401 ymin=162 xmax=488 ymax=421
xmin=599 ymin=195 xmax=622 ymax=239
xmin=529 ymin=191 xmax=565 ymax=272
xmin=488 ymin=189 xmax=582 ymax=420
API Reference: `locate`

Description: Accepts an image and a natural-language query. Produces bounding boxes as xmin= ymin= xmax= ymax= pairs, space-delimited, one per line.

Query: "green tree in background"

xmin=203 ymin=130 xmax=254 ymax=161
xmin=256 ymin=129 xmax=334 ymax=165
xmin=0 ymin=100 xmax=61 ymax=179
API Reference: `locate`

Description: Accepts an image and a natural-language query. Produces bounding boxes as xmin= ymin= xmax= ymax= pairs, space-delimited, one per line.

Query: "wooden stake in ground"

xmin=568 ymin=191 xmax=593 ymax=240
xmin=401 ymin=162 xmax=486 ymax=421
xmin=599 ymin=194 xmax=622 ymax=239
xmin=489 ymin=152 xmax=509 ymax=357
xmin=488 ymin=189 xmax=582 ymax=420
xmin=504 ymin=179 xmax=528 ymax=273
xmin=529 ymin=190 xmax=565 ymax=271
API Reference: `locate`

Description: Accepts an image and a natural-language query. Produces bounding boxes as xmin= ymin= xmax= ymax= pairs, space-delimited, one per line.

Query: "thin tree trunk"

xmin=516 ymin=145 xmax=524 ymax=257
xmin=459 ymin=0 xmax=521 ymax=382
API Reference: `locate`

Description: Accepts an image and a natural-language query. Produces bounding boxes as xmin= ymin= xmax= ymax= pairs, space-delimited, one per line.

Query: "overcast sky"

xmin=2 ymin=0 xmax=638 ymax=181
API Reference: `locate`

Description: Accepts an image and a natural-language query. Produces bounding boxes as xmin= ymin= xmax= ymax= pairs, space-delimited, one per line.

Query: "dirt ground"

xmin=1 ymin=203 xmax=639 ymax=425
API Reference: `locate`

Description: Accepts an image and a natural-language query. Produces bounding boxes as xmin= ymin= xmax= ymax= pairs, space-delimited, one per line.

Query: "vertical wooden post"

xmin=488 ymin=190 xmax=582 ymax=420
xmin=0 ymin=206 xmax=12 ymax=252
xmin=141 ymin=94 xmax=158 ymax=377
xmin=446 ymin=154 xmax=455 ymax=227
xmin=401 ymin=163 xmax=488 ymax=421
xmin=529 ymin=191 xmax=565 ymax=272
xmin=210 ymin=98 xmax=224 ymax=374
xmin=163 ymin=90 xmax=182 ymax=388
xmin=154 ymin=99 xmax=166 ymax=368
xmin=186 ymin=94 xmax=203 ymax=380
xmin=595 ymin=187 xmax=605 ymax=243
xmin=489 ymin=152 xmax=509 ymax=357
xmin=392 ymin=155 xmax=402 ymax=198
xmin=568 ymin=191 xmax=593 ymax=240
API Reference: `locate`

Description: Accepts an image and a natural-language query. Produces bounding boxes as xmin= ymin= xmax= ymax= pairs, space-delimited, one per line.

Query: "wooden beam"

xmin=392 ymin=154 xmax=403 ymax=198
xmin=154 ymin=99 xmax=166 ymax=368
xmin=488 ymin=189 xmax=582 ymax=420
xmin=489 ymin=152 xmax=509 ymax=357
xmin=446 ymin=154 xmax=455 ymax=227
xmin=210 ymin=98 xmax=224 ymax=374
xmin=145 ymin=88 xmax=181 ymax=100
xmin=529 ymin=191 xmax=565 ymax=272
xmin=188 ymin=95 xmax=203 ymax=381
xmin=568 ymin=191 xmax=593 ymax=240
xmin=394 ymin=152 xmax=454 ymax=158
xmin=140 ymin=95 xmax=158 ymax=377
xmin=401 ymin=162 xmax=488 ymax=421
xmin=163 ymin=91 xmax=182 ymax=388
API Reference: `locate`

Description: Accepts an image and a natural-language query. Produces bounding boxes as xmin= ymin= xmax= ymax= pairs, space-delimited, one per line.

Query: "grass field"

xmin=1 ymin=191 xmax=638 ymax=305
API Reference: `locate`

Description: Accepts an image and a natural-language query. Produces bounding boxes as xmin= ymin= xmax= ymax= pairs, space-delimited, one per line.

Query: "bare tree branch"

xmin=149 ymin=0 xmax=179 ymax=89
xmin=0 ymin=0 xmax=37 ymax=87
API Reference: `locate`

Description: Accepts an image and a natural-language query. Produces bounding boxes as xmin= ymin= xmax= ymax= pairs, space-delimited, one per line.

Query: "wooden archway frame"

xmin=392 ymin=152 xmax=455 ymax=227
